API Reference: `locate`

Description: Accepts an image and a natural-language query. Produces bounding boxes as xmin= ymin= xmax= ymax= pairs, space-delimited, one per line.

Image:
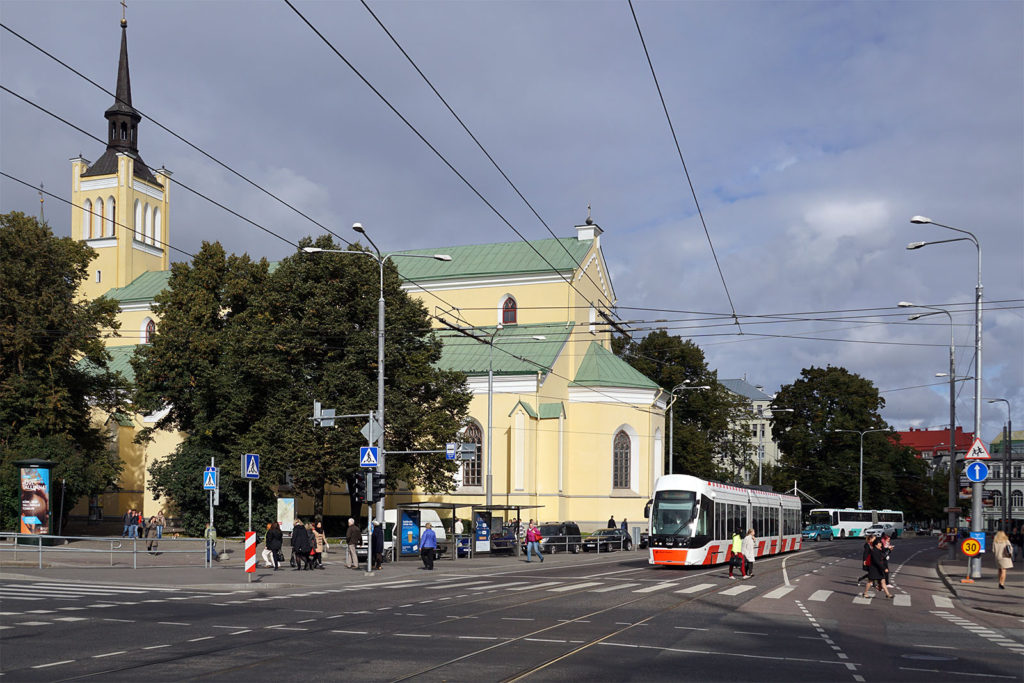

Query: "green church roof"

xmin=396 ymin=237 xmax=593 ymax=282
xmin=570 ymin=342 xmax=659 ymax=389
xmin=102 ymin=270 xmax=171 ymax=304
xmin=79 ymin=344 xmax=140 ymax=383
xmin=435 ymin=322 xmax=573 ymax=376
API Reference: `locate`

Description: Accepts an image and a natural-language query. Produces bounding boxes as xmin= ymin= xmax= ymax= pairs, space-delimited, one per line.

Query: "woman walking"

xmin=856 ymin=534 xmax=876 ymax=585
xmin=291 ymin=519 xmax=311 ymax=571
xmin=310 ymin=521 xmax=326 ymax=569
xmin=993 ymin=530 xmax=1013 ymax=589
xmin=266 ymin=522 xmax=283 ymax=570
xmin=863 ymin=537 xmax=893 ymax=599
xmin=525 ymin=521 xmax=544 ymax=562
xmin=741 ymin=528 xmax=757 ymax=578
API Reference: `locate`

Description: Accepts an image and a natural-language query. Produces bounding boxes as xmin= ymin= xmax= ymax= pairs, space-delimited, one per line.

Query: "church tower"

xmin=71 ymin=16 xmax=170 ymax=301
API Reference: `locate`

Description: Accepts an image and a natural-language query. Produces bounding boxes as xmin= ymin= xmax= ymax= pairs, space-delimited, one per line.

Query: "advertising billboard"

xmin=20 ymin=465 xmax=51 ymax=535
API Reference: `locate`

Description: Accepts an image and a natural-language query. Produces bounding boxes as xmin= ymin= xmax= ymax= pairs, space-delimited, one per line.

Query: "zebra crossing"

xmin=0 ymin=581 xmax=226 ymax=608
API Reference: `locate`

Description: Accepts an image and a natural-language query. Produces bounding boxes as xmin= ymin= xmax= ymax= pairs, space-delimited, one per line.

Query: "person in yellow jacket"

xmin=728 ymin=529 xmax=744 ymax=579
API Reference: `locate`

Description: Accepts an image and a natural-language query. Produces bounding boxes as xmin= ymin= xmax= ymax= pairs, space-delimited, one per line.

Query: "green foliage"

xmin=134 ymin=238 xmax=471 ymax=525
xmin=614 ymin=330 xmax=751 ymax=481
xmin=767 ymin=365 xmax=930 ymax=513
xmin=0 ymin=212 xmax=128 ymax=530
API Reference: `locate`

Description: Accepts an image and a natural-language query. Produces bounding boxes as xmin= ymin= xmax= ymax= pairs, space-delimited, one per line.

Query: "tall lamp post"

xmin=900 ymin=302 xmax=958 ymax=536
xmin=985 ymin=398 xmax=1012 ymax=529
xmin=833 ymin=428 xmax=888 ymax=510
xmin=909 ymin=215 xmax=983 ymax=577
xmin=304 ymin=225 xmax=452 ymax=520
xmin=485 ymin=324 xmax=503 ymax=507
xmin=666 ymin=383 xmax=710 ymax=475
xmin=757 ymin=408 xmax=793 ymax=486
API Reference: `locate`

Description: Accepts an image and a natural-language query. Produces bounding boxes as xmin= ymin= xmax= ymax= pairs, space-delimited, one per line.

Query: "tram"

xmin=644 ymin=474 xmax=802 ymax=566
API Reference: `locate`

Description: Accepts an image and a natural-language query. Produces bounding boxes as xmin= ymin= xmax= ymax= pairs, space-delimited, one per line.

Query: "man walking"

xmin=371 ymin=520 xmax=385 ymax=570
xmin=345 ymin=518 xmax=361 ymax=569
xmin=741 ymin=528 xmax=757 ymax=578
xmin=420 ymin=522 xmax=437 ymax=570
xmin=608 ymin=515 xmax=616 ymax=529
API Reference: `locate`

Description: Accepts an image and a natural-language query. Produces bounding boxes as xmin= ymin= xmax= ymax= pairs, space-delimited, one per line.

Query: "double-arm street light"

xmin=304 ymin=223 xmax=452 ymax=519
xmin=666 ymin=383 xmax=710 ymax=476
xmin=908 ymin=215 xmax=983 ymax=577
xmin=900 ymin=302 xmax=959 ymax=536
xmin=832 ymin=428 xmax=888 ymax=511
xmin=985 ymin=398 xmax=1012 ymax=529
xmin=757 ymin=408 xmax=793 ymax=486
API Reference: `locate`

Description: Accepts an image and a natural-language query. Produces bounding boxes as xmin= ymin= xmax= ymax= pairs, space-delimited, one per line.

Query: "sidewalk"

xmin=937 ymin=553 xmax=1024 ymax=618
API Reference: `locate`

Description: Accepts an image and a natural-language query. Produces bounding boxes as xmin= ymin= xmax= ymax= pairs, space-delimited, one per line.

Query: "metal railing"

xmin=0 ymin=532 xmax=211 ymax=569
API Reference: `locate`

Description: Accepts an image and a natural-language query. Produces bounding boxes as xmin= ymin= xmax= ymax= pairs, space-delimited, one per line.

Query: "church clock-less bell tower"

xmin=70 ymin=15 xmax=170 ymax=302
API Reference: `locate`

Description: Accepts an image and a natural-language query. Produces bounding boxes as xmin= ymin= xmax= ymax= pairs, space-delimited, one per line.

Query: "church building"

xmin=71 ymin=17 xmax=666 ymax=530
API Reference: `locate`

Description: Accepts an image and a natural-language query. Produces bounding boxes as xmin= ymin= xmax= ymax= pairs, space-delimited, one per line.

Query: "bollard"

xmin=133 ymin=536 xmax=137 ymax=569
xmin=38 ymin=535 xmax=43 ymax=568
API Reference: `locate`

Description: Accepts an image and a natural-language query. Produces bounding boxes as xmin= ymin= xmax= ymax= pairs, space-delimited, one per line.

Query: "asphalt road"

xmin=1 ymin=536 xmax=1021 ymax=681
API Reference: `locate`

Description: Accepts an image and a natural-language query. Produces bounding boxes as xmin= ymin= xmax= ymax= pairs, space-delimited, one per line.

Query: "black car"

xmin=583 ymin=528 xmax=632 ymax=552
xmin=537 ymin=522 xmax=583 ymax=554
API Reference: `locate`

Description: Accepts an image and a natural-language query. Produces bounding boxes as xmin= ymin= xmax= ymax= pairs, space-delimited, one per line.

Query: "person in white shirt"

xmin=741 ymin=528 xmax=757 ymax=579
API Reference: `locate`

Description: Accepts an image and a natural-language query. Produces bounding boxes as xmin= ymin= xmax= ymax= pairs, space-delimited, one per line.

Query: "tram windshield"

xmin=651 ymin=490 xmax=697 ymax=536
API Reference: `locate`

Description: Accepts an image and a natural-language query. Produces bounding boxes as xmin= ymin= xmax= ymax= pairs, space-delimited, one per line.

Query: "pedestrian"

xmin=993 ymin=530 xmax=1013 ymax=590
xmin=310 ymin=521 xmax=326 ymax=569
xmin=863 ymin=537 xmax=892 ymax=599
xmin=741 ymin=528 xmax=757 ymax=578
xmin=607 ymin=515 xmax=616 ymax=529
xmin=122 ymin=508 xmax=132 ymax=537
xmin=131 ymin=509 xmax=142 ymax=538
xmin=525 ymin=521 xmax=544 ymax=562
xmin=205 ymin=523 xmax=219 ymax=563
xmin=261 ymin=523 xmax=275 ymax=568
xmin=372 ymin=520 xmax=385 ymax=570
xmin=856 ymin=534 xmax=876 ymax=585
xmin=145 ymin=516 xmax=159 ymax=552
xmin=420 ymin=522 xmax=437 ymax=570
xmin=454 ymin=518 xmax=464 ymax=536
xmin=154 ymin=510 xmax=166 ymax=540
xmin=621 ymin=517 xmax=628 ymax=532
xmin=291 ymin=519 xmax=310 ymax=571
xmin=1011 ymin=526 xmax=1023 ymax=562
xmin=728 ymin=529 xmax=745 ymax=579
xmin=345 ymin=518 xmax=361 ymax=569
xmin=881 ymin=533 xmax=896 ymax=585
xmin=265 ymin=521 xmax=283 ymax=570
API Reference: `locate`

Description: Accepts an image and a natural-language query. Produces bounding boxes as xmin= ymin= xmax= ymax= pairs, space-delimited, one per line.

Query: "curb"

xmin=935 ymin=558 xmax=959 ymax=598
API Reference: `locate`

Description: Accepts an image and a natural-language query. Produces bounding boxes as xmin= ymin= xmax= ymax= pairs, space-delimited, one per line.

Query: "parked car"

xmin=863 ymin=523 xmax=895 ymax=538
xmin=535 ymin=522 xmax=583 ymax=554
xmin=801 ymin=524 xmax=834 ymax=542
xmin=638 ymin=531 xmax=649 ymax=549
xmin=583 ymin=528 xmax=632 ymax=552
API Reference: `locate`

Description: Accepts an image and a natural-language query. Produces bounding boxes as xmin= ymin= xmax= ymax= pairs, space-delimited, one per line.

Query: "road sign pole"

xmin=248 ymin=479 xmax=252 ymax=536
xmin=367 ymin=411 xmax=375 ymax=577
xmin=209 ymin=457 xmax=214 ymax=569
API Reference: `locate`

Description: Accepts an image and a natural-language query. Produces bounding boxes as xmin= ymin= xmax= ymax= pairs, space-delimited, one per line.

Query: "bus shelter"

xmin=393 ymin=502 xmax=476 ymax=563
xmin=468 ymin=504 xmax=544 ymax=558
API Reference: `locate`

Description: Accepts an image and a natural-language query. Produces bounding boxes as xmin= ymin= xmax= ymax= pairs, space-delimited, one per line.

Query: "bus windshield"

xmin=809 ymin=510 xmax=832 ymax=526
xmin=651 ymin=490 xmax=697 ymax=536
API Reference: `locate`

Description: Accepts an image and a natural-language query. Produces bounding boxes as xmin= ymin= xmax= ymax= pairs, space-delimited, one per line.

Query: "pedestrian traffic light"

xmin=351 ymin=474 xmax=366 ymax=502
xmin=370 ymin=472 xmax=385 ymax=503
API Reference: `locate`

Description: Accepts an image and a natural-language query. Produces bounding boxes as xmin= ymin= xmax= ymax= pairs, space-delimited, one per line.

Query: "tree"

xmin=0 ymin=212 xmax=128 ymax=530
xmin=614 ymin=330 xmax=751 ymax=480
xmin=767 ymin=365 xmax=925 ymax=512
xmin=133 ymin=238 xmax=471 ymax=533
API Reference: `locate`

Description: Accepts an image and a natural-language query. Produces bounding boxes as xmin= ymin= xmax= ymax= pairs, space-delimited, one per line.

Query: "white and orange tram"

xmin=644 ymin=474 xmax=802 ymax=566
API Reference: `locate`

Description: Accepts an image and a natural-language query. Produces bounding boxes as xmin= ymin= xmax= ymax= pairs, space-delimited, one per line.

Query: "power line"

xmin=627 ymin=0 xmax=741 ymax=332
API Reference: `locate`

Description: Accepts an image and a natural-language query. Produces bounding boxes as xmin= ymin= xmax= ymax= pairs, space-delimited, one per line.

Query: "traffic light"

xmin=370 ymin=472 xmax=385 ymax=503
xmin=351 ymin=473 xmax=366 ymax=502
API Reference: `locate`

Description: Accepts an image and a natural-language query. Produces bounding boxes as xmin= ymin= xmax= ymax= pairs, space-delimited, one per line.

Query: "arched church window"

xmin=502 ymin=297 xmax=517 ymax=325
xmin=94 ymin=198 xmax=103 ymax=239
xmin=462 ymin=423 xmax=483 ymax=487
xmin=134 ymin=200 xmax=142 ymax=241
xmin=154 ymin=207 xmax=162 ymax=247
xmin=144 ymin=203 xmax=153 ymax=244
xmin=83 ymin=199 xmax=92 ymax=238
xmin=106 ymin=197 xmax=115 ymax=237
xmin=120 ymin=122 xmax=127 ymax=140
xmin=613 ymin=430 xmax=630 ymax=489
xmin=144 ymin=319 xmax=156 ymax=344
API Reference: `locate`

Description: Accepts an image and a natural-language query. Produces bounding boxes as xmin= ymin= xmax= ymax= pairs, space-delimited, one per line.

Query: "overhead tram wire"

xmin=358 ymin=0 xmax=613 ymax=308
xmin=627 ymin=0 xmax=742 ymax=334
xmin=0 ymin=22 xmax=352 ymax=247
xmin=284 ymin=1 xmax=623 ymax=329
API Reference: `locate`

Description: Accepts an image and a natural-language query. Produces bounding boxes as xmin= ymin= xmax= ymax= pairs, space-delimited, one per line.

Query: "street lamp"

xmin=985 ymin=398 xmax=1012 ymax=529
xmin=303 ymin=226 xmax=452 ymax=519
xmin=833 ymin=428 xmax=888 ymax=510
xmin=757 ymin=408 xmax=793 ymax=486
xmin=666 ymin=383 xmax=710 ymax=476
xmin=900 ymin=301 xmax=959 ymax=536
xmin=909 ymin=215 xmax=983 ymax=578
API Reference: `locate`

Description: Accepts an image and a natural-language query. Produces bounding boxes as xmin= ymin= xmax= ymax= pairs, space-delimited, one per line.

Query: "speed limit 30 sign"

xmin=960 ymin=537 xmax=981 ymax=556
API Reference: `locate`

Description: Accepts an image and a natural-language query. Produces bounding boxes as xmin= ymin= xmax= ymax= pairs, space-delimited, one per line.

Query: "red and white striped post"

xmin=244 ymin=531 xmax=256 ymax=581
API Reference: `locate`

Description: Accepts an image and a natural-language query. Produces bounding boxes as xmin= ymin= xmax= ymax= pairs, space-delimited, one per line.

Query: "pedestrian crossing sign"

xmin=203 ymin=467 xmax=217 ymax=490
xmin=360 ymin=446 xmax=379 ymax=468
xmin=242 ymin=453 xmax=260 ymax=479
xmin=964 ymin=437 xmax=991 ymax=460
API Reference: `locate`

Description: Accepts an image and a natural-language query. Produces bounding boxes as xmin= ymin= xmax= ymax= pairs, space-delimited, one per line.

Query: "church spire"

xmin=104 ymin=17 xmax=141 ymax=154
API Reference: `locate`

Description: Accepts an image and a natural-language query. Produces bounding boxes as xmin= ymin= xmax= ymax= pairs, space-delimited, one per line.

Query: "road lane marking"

xmin=525 ymin=638 xmax=566 ymax=643
xmin=427 ymin=580 xmax=492 ymax=590
xmin=509 ymin=582 xmax=562 ymax=591
xmin=502 ymin=617 xmax=534 ymax=621
xmin=549 ymin=582 xmax=601 ymax=592
xmin=899 ymin=668 xmax=1016 ymax=679
xmin=188 ymin=636 xmax=214 ymax=642
xmin=591 ymin=583 xmax=640 ymax=592
xmin=460 ymin=636 xmax=498 ymax=640
xmin=15 ymin=621 xmax=50 ymax=626
xmin=230 ymin=630 xmax=252 ymax=635
xmin=893 ymin=594 xmax=911 ymax=607
xmin=332 ymin=630 xmax=369 ymax=635
xmin=633 ymin=583 xmax=676 ymax=594
xmin=31 ymin=660 xmax=75 ymax=669
xmin=143 ymin=644 xmax=170 ymax=650
xmin=675 ymin=583 xmax=715 ymax=594
xmin=763 ymin=586 xmax=794 ymax=599
xmin=720 ymin=585 xmax=756 ymax=596
xmin=158 ymin=621 xmax=190 ymax=626
xmin=473 ymin=582 xmax=527 ymax=590
xmin=93 ymin=651 xmax=127 ymax=658
xmin=54 ymin=617 xmax=88 ymax=622
xmin=932 ymin=595 xmax=954 ymax=608
xmin=396 ymin=633 xmax=429 ymax=638
xmin=809 ymin=590 xmax=832 ymax=602
xmin=675 ymin=626 xmax=709 ymax=631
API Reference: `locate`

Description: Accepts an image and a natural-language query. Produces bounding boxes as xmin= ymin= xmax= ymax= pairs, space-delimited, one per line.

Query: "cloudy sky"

xmin=2 ymin=1 xmax=1021 ymax=443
